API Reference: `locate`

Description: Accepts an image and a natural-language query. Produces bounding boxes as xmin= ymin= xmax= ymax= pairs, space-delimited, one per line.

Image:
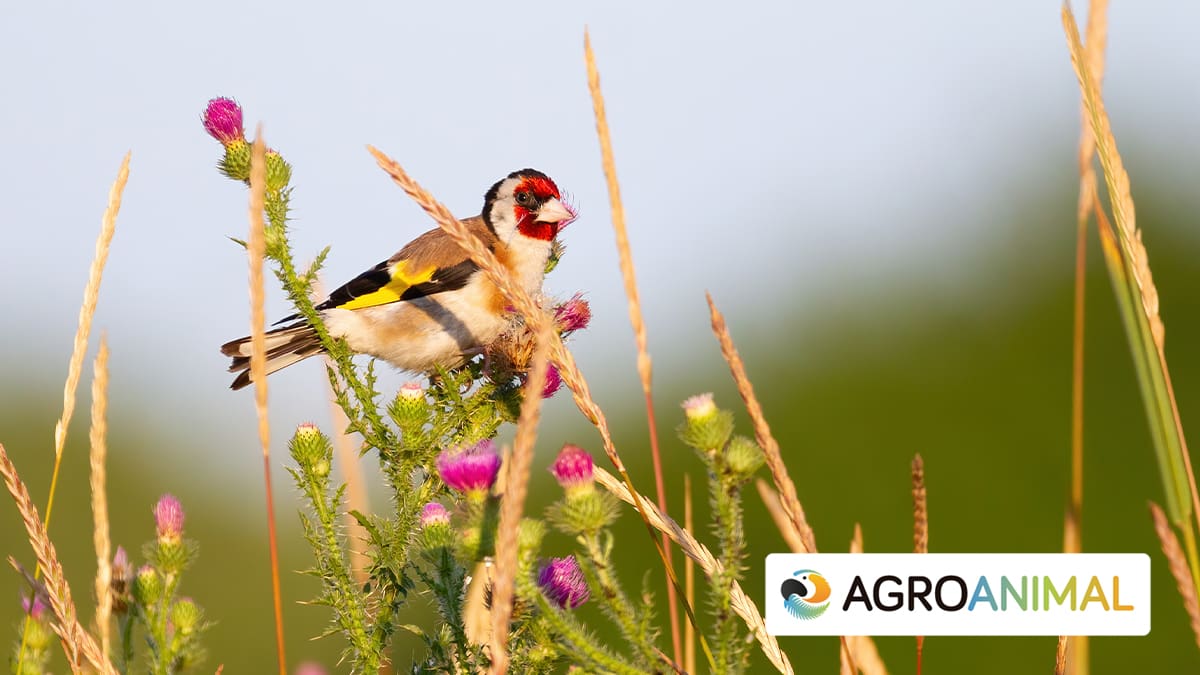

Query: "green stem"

xmin=580 ymin=531 xmax=659 ymax=668
xmin=118 ymin=613 xmax=135 ymax=675
xmin=300 ymin=471 xmax=381 ymax=671
xmin=1101 ymin=233 xmax=1192 ymax=526
xmin=262 ymin=191 xmax=397 ymax=453
xmin=707 ymin=461 xmax=750 ymax=674
xmin=437 ymin=548 xmax=472 ymax=666
xmin=523 ymin=579 xmax=647 ymax=675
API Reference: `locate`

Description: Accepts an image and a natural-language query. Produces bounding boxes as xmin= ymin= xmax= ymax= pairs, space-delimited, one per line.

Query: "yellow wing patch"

xmin=337 ymin=260 xmax=436 ymax=310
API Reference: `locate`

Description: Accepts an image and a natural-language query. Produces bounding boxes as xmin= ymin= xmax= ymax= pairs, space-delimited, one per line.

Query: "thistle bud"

xmin=111 ymin=546 xmax=134 ymax=613
xmin=134 ymin=565 xmax=162 ymax=606
xmin=290 ymin=423 xmax=332 ymax=478
xmin=265 ymin=150 xmax=292 ymax=191
xmin=549 ymin=444 xmax=594 ymax=497
xmin=677 ymin=393 xmax=734 ymax=451
xmin=682 ymin=393 xmax=717 ymax=421
xmin=392 ymin=382 xmax=429 ymax=431
xmin=518 ymin=518 xmax=546 ymax=558
xmin=19 ymin=593 xmax=52 ymax=656
xmin=170 ymin=597 xmax=203 ymax=636
xmin=420 ymin=502 xmax=450 ymax=527
xmin=210 ymin=138 xmax=249 ymax=181
xmin=724 ymin=435 xmax=765 ymax=480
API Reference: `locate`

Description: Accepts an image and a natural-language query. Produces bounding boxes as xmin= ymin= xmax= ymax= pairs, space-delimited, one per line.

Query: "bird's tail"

xmin=220 ymin=322 xmax=325 ymax=390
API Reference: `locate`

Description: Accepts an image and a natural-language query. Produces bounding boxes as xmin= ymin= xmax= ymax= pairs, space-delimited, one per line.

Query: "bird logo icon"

xmin=780 ymin=569 xmax=831 ymax=620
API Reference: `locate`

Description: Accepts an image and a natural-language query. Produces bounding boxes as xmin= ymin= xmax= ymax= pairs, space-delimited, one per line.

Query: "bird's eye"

xmin=515 ymin=191 xmax=532 ymax=206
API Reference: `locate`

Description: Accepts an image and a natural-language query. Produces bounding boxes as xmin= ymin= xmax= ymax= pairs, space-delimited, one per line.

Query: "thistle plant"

xmin=545 ymin=444 xmax=664 ymax=670
xmin=9 ymin=595 xmax=51 ymax=675
xmin=677 ymin=394 xmax=764 ymax=674
xmin=95 ymin=495 xmax=211 ymax=675
xmin=202 ymin=97 xmax=611 ymax=672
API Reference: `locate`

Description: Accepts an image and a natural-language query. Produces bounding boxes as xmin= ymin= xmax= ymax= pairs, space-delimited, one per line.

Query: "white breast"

xmin=321 ymin=274 xmax=511 ymax=373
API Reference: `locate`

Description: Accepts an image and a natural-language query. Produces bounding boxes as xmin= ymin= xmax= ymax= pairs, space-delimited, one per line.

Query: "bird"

xmin=221 ymin=168 xmax=574 ymax=390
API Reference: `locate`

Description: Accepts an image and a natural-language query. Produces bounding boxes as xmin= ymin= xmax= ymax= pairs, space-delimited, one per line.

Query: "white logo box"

xmin=764 ymin=553 xmax=1150 ymax=636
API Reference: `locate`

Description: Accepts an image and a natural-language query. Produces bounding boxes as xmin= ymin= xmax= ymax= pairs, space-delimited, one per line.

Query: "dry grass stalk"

xmin=1061 ymin=7 xmax=1161 ymax=348
xmin=845 ymin=523 xmax=863 ymax=675
xmin=707 ymin=294 xmax=814 ymax=553
xmin=89 ymin=337 xmax=113 ymax=659
xmin=1 ymin=443 xmax=116 ymax=674
xmin=912 ymin=455 xmax=928 ymax=554
xmin=593 ymin=466 xmax=794 ymax=674
xmin=364 ymin=147 xmax=706 ymax=660
xmin=1064 ymin=4 xmax=1200 ymax=586
xmin=312 ymin=278 xmax=372 ymax=587
xmin=53 ymin=152 xmax=130 ymax=466
xmin=911 ymin=455 xmax=928 ymax=672
xmin=1149 ymin=502 xmax=1200 ymax=649
xmin=583 ymin=31 xmax=681 ymax=664
xmin=1068 ymin=0 xmax=1108 ymax=546
xmin=839 ymin=524 xmax=888 ymax=675
xmin=683 ymin=474 xmax=696 ymax=675
xmin=463 ymin=560 xmax=492 ymax=648
xmin=1054 ymin=635 xmax=1068 ymax=675
xmin=1067 ymin=3 xmax=1108 ymax=668
xmin=21 ymin=151 xmax=129 ymax=668
xmin=489 ymin=322 xmax=553 ymax=675
xmin=755 ymin=479 xmax=809 ymax=553
xmin=839 ymin=637 xmax=858 ymax=675
xmin=847 ymin=636 xmax=887 ymax=675
xmin=247 ymin=135 xmax=271 ymax=461
xmin=325 ymin=369 xmax=372 ymax=586
xmin=247 ymin=131 xmax=288 ymax=675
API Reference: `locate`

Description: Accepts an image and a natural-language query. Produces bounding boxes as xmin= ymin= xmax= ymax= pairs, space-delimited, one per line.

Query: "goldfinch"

xmin=221 ymin=169 xmax=574 ymax=390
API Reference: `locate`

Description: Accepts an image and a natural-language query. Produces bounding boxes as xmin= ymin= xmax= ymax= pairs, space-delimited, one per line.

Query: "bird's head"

xmin=483 ymin=169 xmax=575 ymax=243
xmin=781 ymin=570 xmax=831 ymax=605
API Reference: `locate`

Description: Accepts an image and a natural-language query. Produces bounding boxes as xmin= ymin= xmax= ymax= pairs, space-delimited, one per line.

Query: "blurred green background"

xmin=4 ymin=175 xmax=1199 ymax=672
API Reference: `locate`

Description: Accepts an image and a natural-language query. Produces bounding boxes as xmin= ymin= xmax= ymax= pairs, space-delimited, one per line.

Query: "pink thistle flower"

xmin=112 ymin=546 xmax=133 ymax=582
xmin=436 ymin=440 xmax=501 ymax=498
xmin=549 ymin=444 xmax=594 ymax=494
xmin=21 ymin=594 xmax=47 ymax=620
xmin=399 ymin=382 xmax=425 ymax=400
xmin=294 ymin=664 xmax=329 ymax=675
xmin=537 ymin=556 xmax=589 ymax=609
xmin=553 ymin=294 xmax=591 ymax=334
xmin=295 ymin=422 xmax=321 ymax=438
xmin=154 ymin=494 xmax=185 ymax=543
xmin=113 ymin=545 xmax=129 ymax=571
xmin=541 ymin=363 xmax=564 ymax=399
xmin=420 ymin=502 xmax=450 ymax=528
xmin=202 ymin=97 xmax=244 ymax=146
xmin=681 ymin=393 xmax=717 ymax=421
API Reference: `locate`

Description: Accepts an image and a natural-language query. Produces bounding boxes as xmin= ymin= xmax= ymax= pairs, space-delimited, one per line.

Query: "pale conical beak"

xmin=536 ymin=198 xmax=575 ymax=224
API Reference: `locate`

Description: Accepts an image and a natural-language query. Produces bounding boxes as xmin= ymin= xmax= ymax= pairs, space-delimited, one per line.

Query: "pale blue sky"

xmin=1 ymin=1 xmax=1198 ymax=485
